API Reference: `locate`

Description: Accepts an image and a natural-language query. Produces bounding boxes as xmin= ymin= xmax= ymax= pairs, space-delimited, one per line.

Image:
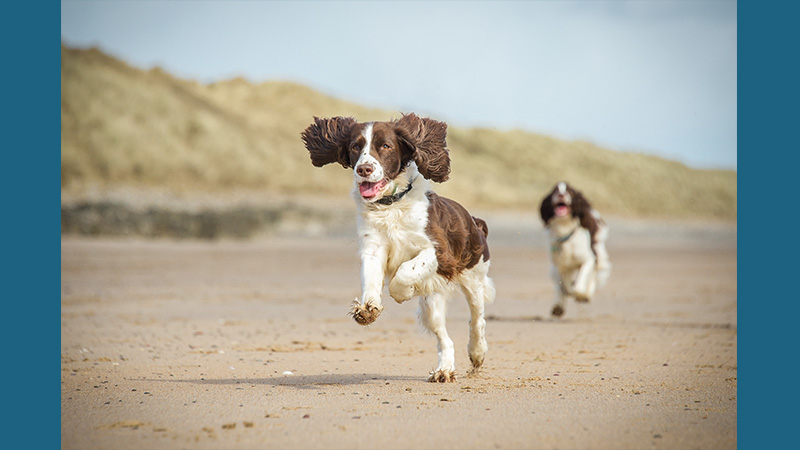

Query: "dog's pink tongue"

xmin=555 ymin=205 xmax=569 ymax=217
xmin=359 ymin=181 xmax=385 ymax=198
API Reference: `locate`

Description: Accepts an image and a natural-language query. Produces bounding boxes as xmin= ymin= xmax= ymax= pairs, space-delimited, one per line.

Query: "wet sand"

xmin=61 ymin=215 xmax=737 ymax=449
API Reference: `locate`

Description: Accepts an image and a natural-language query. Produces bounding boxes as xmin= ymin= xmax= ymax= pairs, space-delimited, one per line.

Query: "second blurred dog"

xmin=539 ymin=182 xmax=611 ymax=317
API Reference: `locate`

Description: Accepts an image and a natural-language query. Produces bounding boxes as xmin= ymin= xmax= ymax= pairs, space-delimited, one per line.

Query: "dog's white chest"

xmin=550 ymin=227 xmax=593 ymax=267
xmin=359 ymin=199 xmax=431 ymax=273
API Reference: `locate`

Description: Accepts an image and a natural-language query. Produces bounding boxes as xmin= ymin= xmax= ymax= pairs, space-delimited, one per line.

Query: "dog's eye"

xmin=381 ymin=144 xmax=390 ymax=150
xmin=352 ymin=145 xmax=360 ymax=152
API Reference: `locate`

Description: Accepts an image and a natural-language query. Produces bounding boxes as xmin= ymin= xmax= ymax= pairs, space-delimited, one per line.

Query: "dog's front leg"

xmin=550 ymin=265 xmax=568 ymax=317
xmin=571 ymin=258 xmax=597 ymax=302
xmin=389 ymin=247 xmax=438 ymax=304
xmin=349 ymin=243 xmax=387 ymax=326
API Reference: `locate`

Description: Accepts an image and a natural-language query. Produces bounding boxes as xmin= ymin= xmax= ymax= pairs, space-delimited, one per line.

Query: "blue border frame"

xmin=7 ymin=1 xmax=59 ymax=448
xmin=21 ymin=0 xmax=796 ymax=448
xmin=739 ymin=1 xmax=796 ymax=448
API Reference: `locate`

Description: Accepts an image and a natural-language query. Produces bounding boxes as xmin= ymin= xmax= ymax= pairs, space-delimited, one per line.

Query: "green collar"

xmin=550 ymin=226 xmax=578 ymax=253
xmin=555 ymin=226 xmax=578 ymax=243
xmin=375 ymin=181 xmax=414 ymax=205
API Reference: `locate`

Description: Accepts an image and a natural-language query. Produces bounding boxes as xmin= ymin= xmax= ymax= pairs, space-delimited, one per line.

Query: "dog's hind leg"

xmin=592 ymin=224 xmax=611 ymax=288
xmin=419 ymin=293 xmax=456 ymax=382
xmin=460 ymin=261 xmax=493 ymax=373
xmin=593 ymin=242 xmax=612 ymax=288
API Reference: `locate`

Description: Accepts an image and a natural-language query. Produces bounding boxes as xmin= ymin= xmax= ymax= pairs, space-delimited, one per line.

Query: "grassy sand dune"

xmin=61 ymin=44 xmax=736 ymax=236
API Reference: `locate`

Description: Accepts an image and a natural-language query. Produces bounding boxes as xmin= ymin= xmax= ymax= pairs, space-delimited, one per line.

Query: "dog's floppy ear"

xmin=539 ymin=189 xmax=555 ymax=224
xmin=571 ymin=188 xmax=600 ymax=234
xmin=301 ymin=116 xmax=357 ymax=168
xmin=395 ymin=113 xmax=450 ymax=182
xmin=570 ymin=187 xmax=591 ymax=219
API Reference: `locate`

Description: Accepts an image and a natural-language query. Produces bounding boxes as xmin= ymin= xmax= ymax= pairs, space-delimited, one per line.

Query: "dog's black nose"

xmin=356 ymin=164 xmax=373 ymax=177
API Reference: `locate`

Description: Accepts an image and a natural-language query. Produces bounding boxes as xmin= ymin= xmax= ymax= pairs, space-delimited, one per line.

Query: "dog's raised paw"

xmin=388 ymin=277 xmax=415 ymax=304
xmin=428 ymin=369 xmax=456 ymax=383
xmin=348 ymin=299 xmax=383 ymax=326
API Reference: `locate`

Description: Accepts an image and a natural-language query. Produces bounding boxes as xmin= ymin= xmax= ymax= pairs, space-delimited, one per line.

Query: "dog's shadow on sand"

xmin=148 ymin=373 xmax=423 ymax=389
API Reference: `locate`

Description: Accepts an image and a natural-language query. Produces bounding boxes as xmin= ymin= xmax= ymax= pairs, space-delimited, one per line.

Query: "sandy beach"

xmin=61 ymin=214 xmax=737 ymax=449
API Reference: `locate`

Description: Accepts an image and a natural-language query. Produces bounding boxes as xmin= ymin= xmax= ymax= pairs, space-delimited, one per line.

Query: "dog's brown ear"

xmin=570 ymin=187 xmax=590 ymax=219
xmin=539 ymin=191 xmax=555 ymax=224
xmin=395 ymin=113 xmax=450 ymax=182
xmin=571 ymin=188 xmax=599 ymax=233
xmin=301 ymin=116 xmax=357 ymax=168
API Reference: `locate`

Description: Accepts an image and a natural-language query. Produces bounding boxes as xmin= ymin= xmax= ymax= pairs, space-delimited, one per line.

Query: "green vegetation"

xmin=61 ymin=44 xmax=735 ymax=220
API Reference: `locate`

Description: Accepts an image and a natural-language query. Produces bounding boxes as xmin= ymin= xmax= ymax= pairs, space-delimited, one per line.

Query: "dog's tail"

xmin=472 ymin=216 xmax=489 ymax=238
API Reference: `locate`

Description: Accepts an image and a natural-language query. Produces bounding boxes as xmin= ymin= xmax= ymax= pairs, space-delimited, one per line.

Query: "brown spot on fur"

xmin=425 ymin=192 xmax=490 ymax=280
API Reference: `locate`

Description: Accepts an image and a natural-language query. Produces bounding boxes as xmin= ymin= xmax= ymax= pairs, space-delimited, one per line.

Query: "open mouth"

xmin=554 ymin=202 xmax=570 ymax=217
xmin=358 ymin=179 xmax=389 ymax=200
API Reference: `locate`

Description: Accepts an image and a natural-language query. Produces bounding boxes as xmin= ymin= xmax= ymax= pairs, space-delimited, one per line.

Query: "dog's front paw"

xmin=428 ymin=369 xmax=456 ymax=383
xmin=348 ymin=299 xmax=383 ymax=326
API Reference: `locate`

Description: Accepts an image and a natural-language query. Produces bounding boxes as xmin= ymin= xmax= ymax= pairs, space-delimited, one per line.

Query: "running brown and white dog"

xmin=539 ymin=182 xmax=611 ymax=317
xmin=301 ymin=113 xmax=496 ymax=382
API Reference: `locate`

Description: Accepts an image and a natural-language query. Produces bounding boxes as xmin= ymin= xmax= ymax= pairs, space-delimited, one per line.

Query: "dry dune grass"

xmin=61 ymin=44 xmax=736 ymax=220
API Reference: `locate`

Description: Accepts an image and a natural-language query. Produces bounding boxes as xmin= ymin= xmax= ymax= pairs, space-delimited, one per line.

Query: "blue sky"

xmin=61 ymin=0 xmax=737 ymax=170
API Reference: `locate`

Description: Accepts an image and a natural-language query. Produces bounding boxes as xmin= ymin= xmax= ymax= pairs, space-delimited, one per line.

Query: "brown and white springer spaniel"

xmin=301 ymin=113 xmax=496 ymax=382
xmin=540 ymin=182 xmax=611 ymax=318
